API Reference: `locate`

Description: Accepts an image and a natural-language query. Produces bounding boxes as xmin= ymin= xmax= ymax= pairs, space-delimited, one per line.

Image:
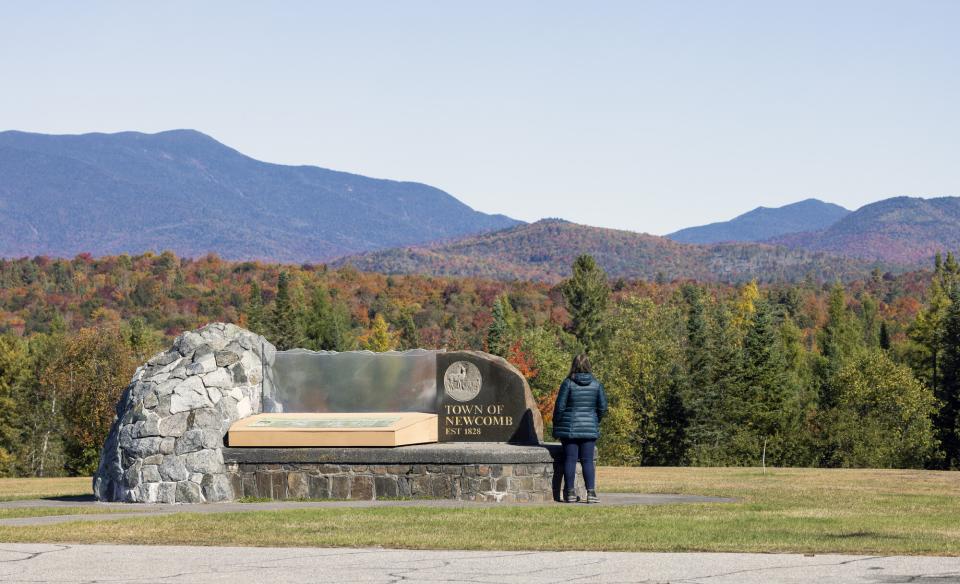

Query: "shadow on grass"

xmin=41 ymin=494 xmax=96 ymax=503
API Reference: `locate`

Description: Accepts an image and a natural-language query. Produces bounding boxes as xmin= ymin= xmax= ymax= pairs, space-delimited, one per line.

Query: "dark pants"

xmin=561 ymin=439 xmax=596 ymax=492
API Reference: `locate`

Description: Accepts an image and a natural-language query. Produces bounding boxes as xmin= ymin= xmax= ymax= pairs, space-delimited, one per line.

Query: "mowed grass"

xmin=0 ymin=477 xmax=91 ymax=501
xmin=0 ymin=467 xmax=958 ymax=555
xmin=0 ymin=507 xmax=145 ymax=519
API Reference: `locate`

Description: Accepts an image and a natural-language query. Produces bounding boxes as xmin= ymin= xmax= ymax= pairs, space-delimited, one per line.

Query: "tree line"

xmin=0 ymin=251 xmax=956 ymax=474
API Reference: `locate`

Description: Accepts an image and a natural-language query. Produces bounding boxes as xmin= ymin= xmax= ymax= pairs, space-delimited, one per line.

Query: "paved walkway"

xmin=0 ymin=544 xmax=958 ymax=583
xmin=0 ymin=493 xmax=734 ymax=527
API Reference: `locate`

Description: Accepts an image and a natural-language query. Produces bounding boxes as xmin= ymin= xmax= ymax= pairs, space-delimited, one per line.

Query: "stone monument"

xmin=94 ymin=323 xmax=574 ymax=504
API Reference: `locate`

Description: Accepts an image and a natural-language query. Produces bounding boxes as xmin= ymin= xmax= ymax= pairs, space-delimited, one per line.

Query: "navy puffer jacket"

xmin=551 ymin=373 xmax=608 ymax=441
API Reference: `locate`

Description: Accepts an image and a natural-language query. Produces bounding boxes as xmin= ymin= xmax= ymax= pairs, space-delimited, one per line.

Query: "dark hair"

xmin=569 ymin=352 xmax=592 ymax=379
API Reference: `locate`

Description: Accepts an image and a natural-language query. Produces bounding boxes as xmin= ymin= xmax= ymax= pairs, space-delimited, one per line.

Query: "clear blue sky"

xmin=1 ymin=1 xmax=958 ymax=234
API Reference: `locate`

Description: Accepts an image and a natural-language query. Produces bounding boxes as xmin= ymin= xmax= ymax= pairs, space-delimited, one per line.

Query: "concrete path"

xmin=0 ymin=544 xmax=958 ymax=583
xmin=0 ymin=493 xmax=734 ymax=527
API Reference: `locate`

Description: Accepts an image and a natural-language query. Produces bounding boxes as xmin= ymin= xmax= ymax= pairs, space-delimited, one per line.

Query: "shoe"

xmin=563 ymin=490 xmax=580 ymax=503
xmin=586 ymin=490 xmax=599 ymax=504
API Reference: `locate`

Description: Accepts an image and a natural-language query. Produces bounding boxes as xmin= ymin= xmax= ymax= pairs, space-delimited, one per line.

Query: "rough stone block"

xmin=241 ymin=473 xmax=258 ymax=498
xmin=175 ymin=430 xmax=204 ymax=455
xmin=287 ymin=472 xmax=309 ymax=499
xmin=170 ymin=377 xmax=210 ymax=414
xmin=184 ymin=449 xmax=222 ymax=474
xmin=374 ymin=476 xmax=399 ymax=499
xmin=330 ymin=476 xmax=350 ymax=499
xmin=215 ymin=350 xmax=240 ymax=368
xmin=159 ymin=437 xmax=175 ymax=455
xmin=351 ymin=476 xmax=374 ymax=500
xmin=202 ymin=473 xmax=233 ymax=502
xmin=176 ymin=480 xmax=204 ymax=503
xmin=308 ymin=474 xmax=329 ymax=499
xmin=157 ymin=481 xmax=177 ymax=504
xmin=255 ymin=472 xmax=273 ymax=498
xmin=142 ymin=465 xmax=161 ymax=483
xmin=271 ymin=472 xmax=286 ymax=499
xmin=159 ymin=455 xmax=188 ymax=482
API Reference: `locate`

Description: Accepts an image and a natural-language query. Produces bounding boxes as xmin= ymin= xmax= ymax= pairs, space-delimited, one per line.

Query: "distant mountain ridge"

xmin=667 ymin=198 xmax=850 ymax=244
xmin=335 ymin=219 xmax=879 ymax=283
xmin=770 ymin=196 xmax=960 ymax=264
xmin=0 ymin=130 xmax=520 ymax=262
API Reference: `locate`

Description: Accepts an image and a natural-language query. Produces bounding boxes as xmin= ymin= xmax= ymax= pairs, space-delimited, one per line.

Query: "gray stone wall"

xmin=93 ymin=323 xmax=274 ymax=503
xmin=225 ymin=461 xmax=582 ymax=503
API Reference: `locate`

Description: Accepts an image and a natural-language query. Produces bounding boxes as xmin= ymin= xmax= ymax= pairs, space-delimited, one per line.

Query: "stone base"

xmin=222 ymin=443 xmax=584 ymax=503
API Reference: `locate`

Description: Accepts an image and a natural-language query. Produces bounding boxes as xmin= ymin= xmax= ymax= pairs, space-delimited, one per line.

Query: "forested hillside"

xmin=771 ymin=196 xmax=960 ymax=264
xmin=1 ymin=250 xmax=957 ymax=476
xmin=0 ymin=130 xmax=518 ymax=261
xmin=335 ymin=219 xmax=883 ymax=283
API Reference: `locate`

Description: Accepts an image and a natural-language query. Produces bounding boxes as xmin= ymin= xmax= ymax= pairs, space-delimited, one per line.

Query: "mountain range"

xmin=1 ymin=129 xmax=957 ymax=282
xmin=769 ymin=196 xmax=960 ymax=264
xmin=667 ymin=195 xmax=960 ymax=265
xmin=666 ymin=199 xmax=851 ymax=244
xmin=0 ymin=130 xmax=518 ymax=262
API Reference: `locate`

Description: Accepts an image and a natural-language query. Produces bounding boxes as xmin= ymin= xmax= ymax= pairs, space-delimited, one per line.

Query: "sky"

xmin=1 ymin=1 xmax=958 ymax=235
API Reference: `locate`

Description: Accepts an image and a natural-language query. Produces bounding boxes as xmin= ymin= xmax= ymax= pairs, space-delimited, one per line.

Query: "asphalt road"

xmin=0 ymin=544 xmax=958 ymax=583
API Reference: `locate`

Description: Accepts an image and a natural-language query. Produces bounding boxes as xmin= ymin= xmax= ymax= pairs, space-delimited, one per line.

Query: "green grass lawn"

xmin=0 ymin=477 xmax=91 ymax=501
xmin=0 ymin=507 xmax=145 ymax=519
xmin=0 ymin=467 xmax=958 ymax=555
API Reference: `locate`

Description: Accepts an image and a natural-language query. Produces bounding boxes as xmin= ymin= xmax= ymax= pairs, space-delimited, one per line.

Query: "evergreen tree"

xmin=303 ymin=286 xmax=335 ymax=351
xmin=816 ymin=282 xmax=863 ymax=408
xmin=736 ymin=300 xmax=789 ymax=463
xmin=267 ymin=272 xmax=303 ymax=350
xmin=879 ymin=320 xmax=891 ymax=351
xmin=649 ymin=367 xmax=689 ymax=465
xmin=561 ymin=254 xmax=610 ymax=354
xmin=935 ymin=286 xmax=960 ymax=467
xmin=486 ymin=295 xmax=517 ymax=356
xmin=910 ymin=254 xmax=957 ymax=391
xmin=681 ymin=285 xmax=717 ymax=461
xmin=683 ymin=286 xmax=711 ymax=394
xmin=245 ymin=280 xmax=265 ymax=336
xmin=398 ymin=311 xmax=420 ymax=350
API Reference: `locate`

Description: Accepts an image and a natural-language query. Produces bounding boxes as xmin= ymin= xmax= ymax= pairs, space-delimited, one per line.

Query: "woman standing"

xmin=552 ymin=353 xmax=608 ymax=503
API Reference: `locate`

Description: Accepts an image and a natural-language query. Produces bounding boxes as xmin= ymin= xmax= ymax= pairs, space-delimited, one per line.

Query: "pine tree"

xmin=738 ymin=300 xmax=788 ymax=458
xmin=245 ymin=280 xmax=265 ymax=336
xmin=817 ymin=282 xmax=863 ymax=408
xmin=649 ymin=367 xmax=689 ymax=466
xmin=936 ymin=285 xmax=960 ymax=467
xmin=561 ymin=254 xmax=610 ymax=354
xmin=910 ymin=254 xmax=957 ymax=391
xmin=399 ymin=311 xmax=420 ymax=350
xmin=879 ymin=320 xmax=891 ymax=351
xmin=486 ymin=295 xmax=516 ymax=356
xmin=267 ymin=272 xmax=302 ymax=350
xmin=303 ymin=286 xmax=333 ymax=350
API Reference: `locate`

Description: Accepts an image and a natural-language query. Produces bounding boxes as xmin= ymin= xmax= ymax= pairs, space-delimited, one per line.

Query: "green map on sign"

xmin=249 ymin=417 xmax=401 ymax=429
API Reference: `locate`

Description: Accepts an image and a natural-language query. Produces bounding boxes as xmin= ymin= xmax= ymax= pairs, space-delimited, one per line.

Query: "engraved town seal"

xmin=443 ymin=361 xmax=482 ymax=402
